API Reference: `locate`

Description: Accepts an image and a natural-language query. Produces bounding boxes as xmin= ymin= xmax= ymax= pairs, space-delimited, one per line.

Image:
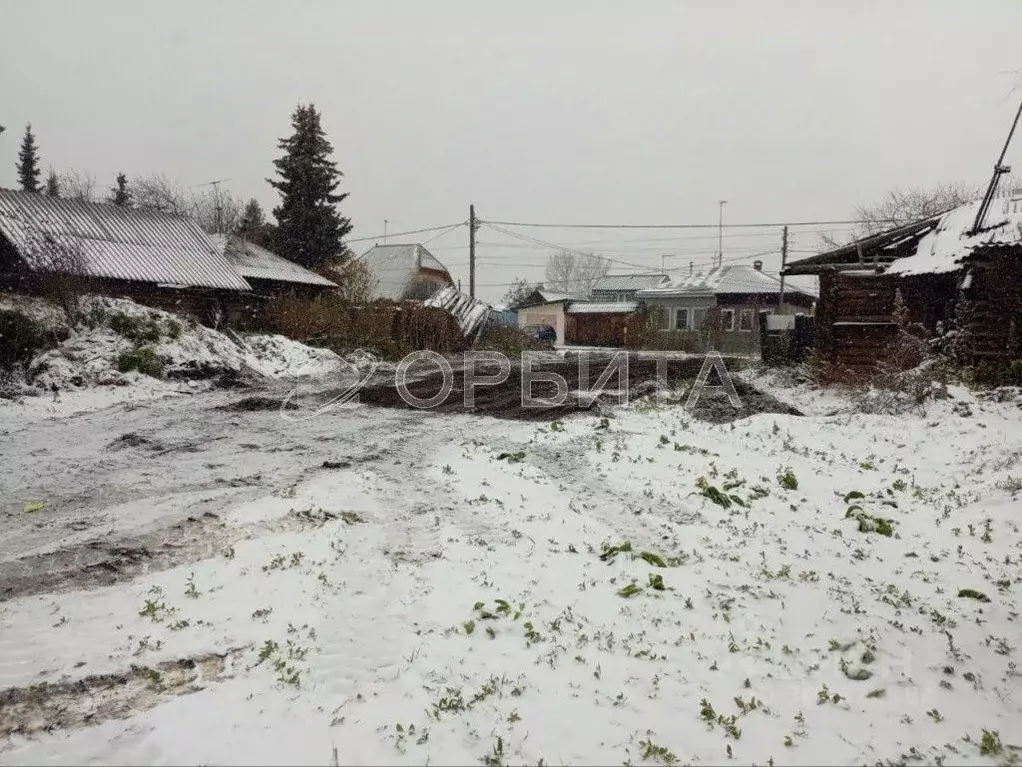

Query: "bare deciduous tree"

xmin=133 ymin=173 xmax=191 ymax=215
xmin=544 ymin=251 xmax=610 ymax=296
xmin=325 ymin=257 xmax=377 ymax=305
xmin=23 ymin=225 xmax=89 ymax=323
xmin=58 ymin=169 xmax=97 ymax=202
xmin=134 ymin=174 xmax=243 ymax=234
xmin=820 ymin=180 xmax=1022 ymax=249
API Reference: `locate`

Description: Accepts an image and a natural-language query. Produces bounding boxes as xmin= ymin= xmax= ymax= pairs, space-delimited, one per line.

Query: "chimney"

xmin=753 ymin=260 xmax=763 ymax=271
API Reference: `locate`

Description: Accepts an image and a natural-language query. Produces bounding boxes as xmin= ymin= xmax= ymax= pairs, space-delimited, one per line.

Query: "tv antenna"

xmin=195 ymin=178 xmax=232 ymax=234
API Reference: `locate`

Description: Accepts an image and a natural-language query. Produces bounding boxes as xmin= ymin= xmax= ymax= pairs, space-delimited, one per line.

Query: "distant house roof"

xmin=0 ymin=187 xmax=251 ymax=291
xmin=355 ymin=243 xmax=453 ymax=300
xmin=566 ymin=301 xmax=639 ymax=314
xmin=517 ymin=288 xmax=589 ymax=307
xmin=636 ymin=265 xmax=817 ymax=299
xmin=592 ymin=273 xmax=670 ymax=292
xmin=211 ymin=234 xmax=336 ymax=288
xmin=784 ymin=195 xmax=1022 ymax=277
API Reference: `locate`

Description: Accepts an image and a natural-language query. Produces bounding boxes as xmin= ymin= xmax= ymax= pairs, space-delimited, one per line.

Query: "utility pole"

xmin=469 ymin=204 xmax=477 ymax=299
xmin=383 ymin=219 xmax=388 ymax=243
xmin=717 ymin=200 xmax=727 ymax=267
xmin=779 ymin=225 xmax=788 ymax=306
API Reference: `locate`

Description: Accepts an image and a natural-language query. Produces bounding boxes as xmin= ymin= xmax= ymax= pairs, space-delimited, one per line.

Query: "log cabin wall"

xmin=963 ymin=246 xmax=1022 ymax=363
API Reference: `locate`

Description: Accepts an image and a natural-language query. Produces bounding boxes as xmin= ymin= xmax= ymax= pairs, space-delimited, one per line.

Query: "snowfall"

xmin=1 ymin=306 xmax=1021 ymax=766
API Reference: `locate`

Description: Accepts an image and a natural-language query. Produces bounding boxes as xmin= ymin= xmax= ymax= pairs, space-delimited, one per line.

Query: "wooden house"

xmin=783 ymin=195 xmax=1022 ymax=372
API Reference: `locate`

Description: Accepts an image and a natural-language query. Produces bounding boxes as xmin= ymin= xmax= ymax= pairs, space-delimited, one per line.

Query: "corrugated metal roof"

xmin=0 ymin=188 xmax=251 ymax=291
xmin=356 ymin=243 xmax=452 ymax=300
xmin=566 ymin=301 xmax=639 ymax=314
xmin=637 ymin=265 xmax=815 ymax=298
xmin=423 ymin=284 xmax=494 ymax=343
xmin=592 ymin=273 xmax=669 ymax=291
xmin=211 ymin=234 xmax=336 ymax=288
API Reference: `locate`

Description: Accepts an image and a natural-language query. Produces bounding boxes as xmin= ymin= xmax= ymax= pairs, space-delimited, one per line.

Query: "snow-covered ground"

xmin=0 ymin=370 xmax=1020 ymax=766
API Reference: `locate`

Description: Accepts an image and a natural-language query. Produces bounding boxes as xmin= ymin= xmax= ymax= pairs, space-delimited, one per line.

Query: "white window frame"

xmin=720 ymin=309 xmax=735 ymax=331
xmin=738 ymin=309 xmax=754 ymax=332
xmin=674 ymin=308 xmax=690 ymax=331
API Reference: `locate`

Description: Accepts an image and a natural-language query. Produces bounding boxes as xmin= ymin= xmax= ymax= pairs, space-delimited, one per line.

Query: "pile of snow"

xmin=22 ymin=296 xmax=344 ymax=393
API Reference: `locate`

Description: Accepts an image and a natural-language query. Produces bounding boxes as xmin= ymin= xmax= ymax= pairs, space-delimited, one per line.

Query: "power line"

xmin=483 ymin=217 xmax=894 ymax=230
xmin=421 ymin=222 xmax=466 ymax=245
xmin=347 ymin=222 xmax=465 ymax=244
xmin=482 ymin=221 xmax=782 ymax=275
xmin=483 ymin=222 xmax=663 ymax=273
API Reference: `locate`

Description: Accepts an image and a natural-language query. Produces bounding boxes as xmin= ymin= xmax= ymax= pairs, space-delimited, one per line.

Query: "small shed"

xmin=212 ymin=234 xmax=336 ymax=297
xmin=784 ymin=195 xmax=1022 ymax=372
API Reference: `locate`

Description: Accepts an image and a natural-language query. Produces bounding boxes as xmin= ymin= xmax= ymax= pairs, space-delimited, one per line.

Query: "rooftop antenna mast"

xmin=970 ymin=100 xmax=1022 ymax=235
xmin=196 ymin=178 xmax=232 ymax=235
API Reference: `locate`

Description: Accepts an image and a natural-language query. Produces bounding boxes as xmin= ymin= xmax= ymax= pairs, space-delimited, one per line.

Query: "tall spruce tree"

xmin=239 ymin=198 xmax=265 ymax=230
xmin=235 ymin=197 xmax=276 ymax=248
xmin=268 ymin=104 xmax=351 ymax=268
xmin=45 ymin=168 xmax=60 ymax=197
xmin=17 ymin=124 xmax=41 ymax=193
xmin=108 ymin=172 xmax=132 ymax=207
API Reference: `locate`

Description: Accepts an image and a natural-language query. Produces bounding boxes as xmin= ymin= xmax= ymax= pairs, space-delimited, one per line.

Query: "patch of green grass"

xmin=639 ymin=738 xmax=678 ymax=765
xmin=599 ymin=541 xmax=633 ymax=561
xmin=618 ymin=582 xmax=642 ymax=598
xmin=24 ymin=501 xmax=46 ymax=513
xmin=109 ymin=312 xmax=164 ymax=345
xmin=844 ymin=506 xmax=894 ymax=536
xmin=116 ymin=346 xmax=165 ymax=378
xmin=957 ymin=588 xmax=990 ymax=603
xmin=648 ymin=573 xmax=666 ymax=591
xmin=496 ymin=451 xmax=526 ymax=463
xmin=778 ymin=467 xmax=798 ymax=490
xmin=979 ymin=729 xmax=1002 ymax=757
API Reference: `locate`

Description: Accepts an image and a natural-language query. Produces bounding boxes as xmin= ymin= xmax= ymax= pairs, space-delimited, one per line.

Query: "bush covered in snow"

xmin=2 ymin=294 xmax=345 ymax=395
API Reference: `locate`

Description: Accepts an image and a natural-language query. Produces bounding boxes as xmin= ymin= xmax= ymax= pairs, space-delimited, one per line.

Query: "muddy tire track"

xmin=0 ymin=647 xmax=248 ymax=737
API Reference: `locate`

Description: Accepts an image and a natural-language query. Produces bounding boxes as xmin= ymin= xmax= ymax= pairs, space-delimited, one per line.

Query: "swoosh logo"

xmin=280 ymin=348 xmax=380 ymax=421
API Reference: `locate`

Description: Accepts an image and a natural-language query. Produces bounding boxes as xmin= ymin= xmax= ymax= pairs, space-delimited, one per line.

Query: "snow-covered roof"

xmin=211 ymin=234 xmax=336 ymax=288
xmin=885 ymin=196 xmax=1022 ymax=276
xmin=355 ymin=243 xmax=452 ymax=300
xmin=0 ymin=187 xmax=251 ymax=291
xmin=566 ymin=301 xmax=639 ymax=314
xmin=592 ymin=273 xmax=670 ymax=292
xmin=518 ymin=288 xmax=589 ymax=306
xmin=636 ymin=265 xmax=817 ymax=298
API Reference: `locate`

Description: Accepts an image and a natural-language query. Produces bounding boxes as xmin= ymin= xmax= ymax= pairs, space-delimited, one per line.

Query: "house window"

xmin=720 ymin=309 xmax=735 ymax=331
xmin=738 ymin=309 xmax=754 ymax=332
xmin=674 ymin=308 xmax=689 ymax=330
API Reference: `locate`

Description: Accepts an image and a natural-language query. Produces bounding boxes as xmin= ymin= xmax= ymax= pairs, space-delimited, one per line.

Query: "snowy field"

xmin=1 ymin=371 xmax=1021 ymax=766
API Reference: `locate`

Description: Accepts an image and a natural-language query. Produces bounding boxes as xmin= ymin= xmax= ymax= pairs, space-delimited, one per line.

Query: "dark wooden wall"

xmin=962 ymin=247 xmax=1022 ymax=363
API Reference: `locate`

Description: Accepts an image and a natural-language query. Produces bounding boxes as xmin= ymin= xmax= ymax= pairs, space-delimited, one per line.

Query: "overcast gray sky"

xmin=2 ymin=0 xmax=1021 ymax=302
